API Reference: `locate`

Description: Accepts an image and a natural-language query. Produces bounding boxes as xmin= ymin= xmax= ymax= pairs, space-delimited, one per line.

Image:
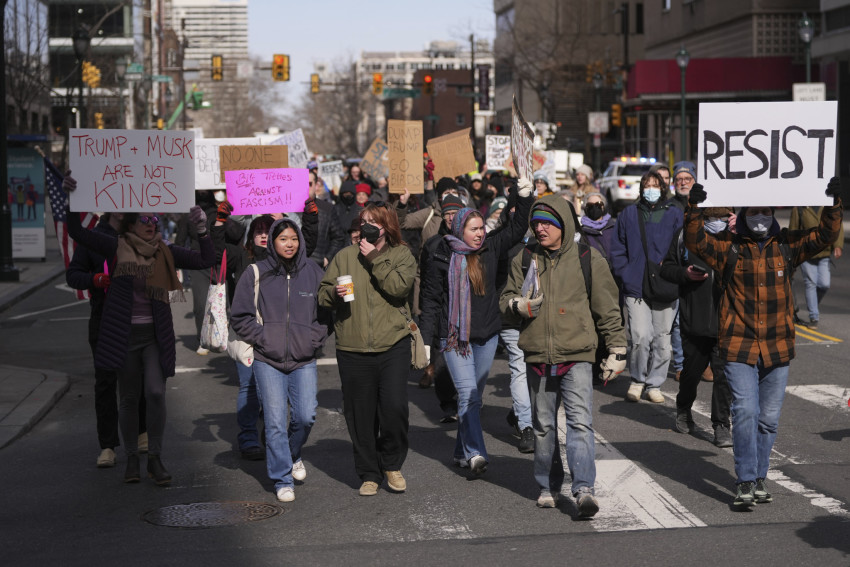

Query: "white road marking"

xmin=48 ymin=316 xmax=90 ymax=322
xmin=9 ymin=301 xmax=85 ymax=320
xmin=174 ymin=367 xmax=209 ymax=373
xmin=317 ymin=358 xmax=337 ymax=366
xmin=786 ymin=384 xmax=850 ymax=411
xmin=54 ymin=283 xmax=79 ymax=294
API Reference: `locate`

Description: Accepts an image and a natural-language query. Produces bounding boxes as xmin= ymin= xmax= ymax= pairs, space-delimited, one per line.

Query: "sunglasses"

xmin=138 ymin=215 xmax=159 ymax=225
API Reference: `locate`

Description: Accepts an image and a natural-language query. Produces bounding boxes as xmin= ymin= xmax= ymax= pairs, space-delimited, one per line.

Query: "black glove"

xmin=688 ymin=183 xmax=707 ymax=205
xmin=826 ymin=176 xmax=841 ymax=204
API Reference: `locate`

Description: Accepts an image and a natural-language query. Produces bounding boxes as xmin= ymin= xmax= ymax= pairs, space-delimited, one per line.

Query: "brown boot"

xmin=419 ymin=363 xmax=435 ymax=389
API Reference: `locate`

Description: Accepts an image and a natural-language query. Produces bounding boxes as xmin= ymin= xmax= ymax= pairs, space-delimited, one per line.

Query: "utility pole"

xmin=470 ymin=34 xmax=476 ymax=146
xmin=0 ymin=0 xmax=19 ymax=281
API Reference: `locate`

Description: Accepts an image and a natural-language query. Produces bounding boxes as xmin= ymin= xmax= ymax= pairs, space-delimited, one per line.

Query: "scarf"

xmin=114 ymin=232 xmax=184 ymax=303
xmin=443 ymin=208 xmax=482 ymax=356
xmin=580 ymin=213 xmax=611 ymax=231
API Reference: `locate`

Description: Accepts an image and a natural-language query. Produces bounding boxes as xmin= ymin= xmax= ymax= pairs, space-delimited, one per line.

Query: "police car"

xmin=597 ymin=156 xmax=657 ymax=213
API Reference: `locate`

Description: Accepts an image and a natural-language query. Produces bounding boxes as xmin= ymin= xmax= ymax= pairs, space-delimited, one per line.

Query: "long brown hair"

xmin=361 ymin=203 xmax=405 ymax=247
xmin=460 ymin=211 xmax=486 ymax=296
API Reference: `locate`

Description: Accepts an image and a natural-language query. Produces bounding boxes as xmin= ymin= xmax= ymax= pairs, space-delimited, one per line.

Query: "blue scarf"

xmin=580 ymin=213 xmax=611 ymax=231
xmin=444 ymin=208 xmax=482 ymax=356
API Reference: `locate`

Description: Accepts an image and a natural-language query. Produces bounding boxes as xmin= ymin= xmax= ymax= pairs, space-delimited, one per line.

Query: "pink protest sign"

xmin=225 ymin=168 xmax=309 ymax=214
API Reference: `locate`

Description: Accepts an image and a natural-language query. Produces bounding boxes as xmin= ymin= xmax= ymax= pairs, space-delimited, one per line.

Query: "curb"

xmin=0 ymin=368 xmax=70 ymax=450
xmin=0 ymin=265 xmax=66 ymax=314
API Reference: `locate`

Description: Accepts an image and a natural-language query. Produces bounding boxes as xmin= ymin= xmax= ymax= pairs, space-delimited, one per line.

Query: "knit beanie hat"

xmin=436 ymin=177 xmax=459 ymax=201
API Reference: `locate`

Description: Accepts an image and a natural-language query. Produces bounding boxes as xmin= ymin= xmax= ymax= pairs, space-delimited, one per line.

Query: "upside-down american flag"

xmin=44 ymin=158 xmax=99 ymax=300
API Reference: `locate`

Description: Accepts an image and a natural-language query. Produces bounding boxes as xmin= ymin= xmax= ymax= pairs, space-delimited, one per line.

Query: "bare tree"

xmin=4 ymin=0 xmax=48 ymax=134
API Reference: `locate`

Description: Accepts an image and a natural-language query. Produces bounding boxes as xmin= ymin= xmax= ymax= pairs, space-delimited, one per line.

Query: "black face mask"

xmin=585 ymin=203 xmax=606 ymax=221
xmin=360 ymin=222 xmax=381 ymax=244
xmin=340 ymin=192 xmax=355 ymax=205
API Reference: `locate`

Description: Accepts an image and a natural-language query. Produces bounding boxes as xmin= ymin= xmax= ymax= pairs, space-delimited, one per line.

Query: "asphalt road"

xmin=1 ymin=256 xmax=849 ymax=565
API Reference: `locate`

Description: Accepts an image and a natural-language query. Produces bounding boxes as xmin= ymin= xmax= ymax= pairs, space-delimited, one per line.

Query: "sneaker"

xmin=576 ymin=490 xmax=599 ymax=518
xmin=418 ymin=365 xmax=434 ymax=389
xmin=626 ymin=382 xmax=644 ymax=402
xmin=385 ymin=470 xmax=406 ymax=492
xmin=713 ymin=424 xmax=733 ymax=448
xmin=469 ymin=455 xmax=488 ymax=476
xmin=97 ymin=448 xmax=116 ymax=468
xmin=276 ymin=487 xmax=295 ymax=502
xmin=733 ymin=481 xmax=756 ymax=508
xmin=506 ymin=410 xmax=520 ymax=438
xmin=801 ymin=319 xmax=819 ymax=329
xmin=675 ymin=409 xmax=694 ymax=434
xmin=453 ymin=457 xmax=469 ymax=468
xmin=518 ymin=427 xmax=535 ymax=453
xmin=440 ymin=414 xmax=458 ymax=424
xmin=754 ymin=478 xmax=773 ymax=503
xmin=359 ymin=481 xmax=379 ymax=496
xmin=241 ymin=446 xmax=265 ymax=461
xmin=537 ymin=490 xmax=558 ymax=508
xmin=196 ymin=346 xmax=210 ymax=355
xmin=646 ymin=388 xmax=665 ymax=404
xmin=292 ymin=459 xmax=306 ymax=481
xmin=137 ymin=432 xmax=148 ymax=454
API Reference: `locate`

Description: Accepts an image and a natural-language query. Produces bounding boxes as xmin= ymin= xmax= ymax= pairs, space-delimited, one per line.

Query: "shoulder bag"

xmin=399 ymin=306 xmax=429 ymax=370
xmin=637 ymin=210 xmax=679 ymax=304
xmin=227 ymin=264 xmax=261 ymax=366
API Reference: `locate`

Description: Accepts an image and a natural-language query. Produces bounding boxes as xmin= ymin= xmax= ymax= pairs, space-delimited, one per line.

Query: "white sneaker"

xmin=196 ymin=346 xmax=209 ymax=355
xmin=97 ymin=448 xmax=116 ymax=468
xmin=646 ymin=389 xmax=665 ymax=404
xmin=626 ymin=382 xmax=644 ymax=402
xmin=469 ymin=455 xmax=488 ymax=476
xmin=453 ymin=458 xmax=469 ymax=468
xmin=537 ymin=490 xmax=558 ymax=508
xmin=276 ymin=487 xmax=295 ymax=502
xmin=292 ymin=460 xmax=307 ymax=481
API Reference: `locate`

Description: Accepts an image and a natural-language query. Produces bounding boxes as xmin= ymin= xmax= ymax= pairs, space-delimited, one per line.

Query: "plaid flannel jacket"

xmin=684 ymin=201 xmax=842 ymax=365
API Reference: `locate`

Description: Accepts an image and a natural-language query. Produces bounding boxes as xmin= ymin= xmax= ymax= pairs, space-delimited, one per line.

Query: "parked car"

xmin=597 ymin=157 xmax=657 ymax=213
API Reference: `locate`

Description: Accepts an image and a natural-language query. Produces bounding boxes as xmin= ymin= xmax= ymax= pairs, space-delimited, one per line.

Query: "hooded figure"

xmin=335 ymin=180 xmax=363 ymax=238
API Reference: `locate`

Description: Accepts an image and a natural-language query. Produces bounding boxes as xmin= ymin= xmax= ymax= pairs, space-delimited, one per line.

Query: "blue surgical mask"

xmin=643 ymin=188 xmax=661 ymax=204
xmin=704 ymin=218 xmax=728 ymax=234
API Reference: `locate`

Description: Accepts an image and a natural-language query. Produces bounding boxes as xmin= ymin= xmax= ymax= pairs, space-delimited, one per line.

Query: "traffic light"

xmin=310 ymin=73 xmax=320 ymax=94
xmin=94 ymin=112 xmax=105 ymax=129
xmin=82 ymin=61 xmax=101 ymax=88
xmin=611 ymin=103 xmax=622 ymax=127
xmin=156 ymin=118 xmax=164 ymax=130
xmin=422 ymin=74 xmax=434 ymax=96
xmin=272 ymin=54 xmax=289 ymax=81
xmin=372 ymin=73 xmax=383 ymax=95
xmin=211 ymin=54 xmax=223 ymax=81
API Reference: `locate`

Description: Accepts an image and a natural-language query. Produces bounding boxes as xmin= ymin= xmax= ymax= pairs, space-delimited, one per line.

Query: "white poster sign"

xmin=485 ymin=135 xmax=510 ymax=170
xmin=269 ymin=128 xmax=310 ymax=169
xmin=68 ymin=128 xmax=196 ymax=212
xmin=697 ymin=101 xmax=836 ymax=207
xmin=318 ymin=160 xmax=344 ymax=189
xmin=195 ymin=137 xmax=259 ymax=190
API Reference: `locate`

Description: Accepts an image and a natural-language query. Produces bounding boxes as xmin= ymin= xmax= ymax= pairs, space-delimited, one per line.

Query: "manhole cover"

xmin=143 ymin=501 xmax=283 ymax=528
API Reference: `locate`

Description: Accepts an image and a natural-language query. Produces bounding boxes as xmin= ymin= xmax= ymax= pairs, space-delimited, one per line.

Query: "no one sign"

xmin=697 ymin=101 xmax=837 ymax=207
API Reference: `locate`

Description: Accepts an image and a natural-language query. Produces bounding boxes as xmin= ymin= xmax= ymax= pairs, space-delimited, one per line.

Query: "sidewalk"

xmin=0 ymin=246 xmax=71 ymax=449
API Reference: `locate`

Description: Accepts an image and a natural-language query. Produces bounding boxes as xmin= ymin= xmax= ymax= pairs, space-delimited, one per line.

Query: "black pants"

xmin=337 ymin=339 xmax=410 ymax=484
xmin=117 ymin=325 xmax=165 ymax=456
xmin=676 ymin=333 xmax=732 ymax=427
xmin=432 ymin=349 xmax=457 ymax=414
xmin=89 ymin=313 xmax=146 ymax=450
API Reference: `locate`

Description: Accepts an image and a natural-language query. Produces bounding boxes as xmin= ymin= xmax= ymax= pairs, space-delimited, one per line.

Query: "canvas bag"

xmin=200 ymin=251 xmax=229 ymax=352
xmin=227 ymin=264 xmax=261 ymax=366
xmin=399 ymin=306 xmax=428 ymax=370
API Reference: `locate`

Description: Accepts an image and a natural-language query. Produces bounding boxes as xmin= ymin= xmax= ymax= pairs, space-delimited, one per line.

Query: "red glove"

xmin=425 ymin=159 xmax=435 ymax=181
xmin=216 ymin=200 xmax=233 ymax=223
xmin=303 ymin=198 xmax=318 ymax=216
xmin=93 ymin=273 xmax=111 ymax=289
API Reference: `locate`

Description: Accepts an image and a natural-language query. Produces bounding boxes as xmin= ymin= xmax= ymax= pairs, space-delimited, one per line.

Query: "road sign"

xmin=593 ymin=133 xmax=601 ymax=147
xmin=125 ymin=62 xmax=144 ymax=81
xmin=588 ymin=111 xmax=609 ymax=134
xmin=151 ymin=75 xmax=172 ymax=83
xmin=793 ymin=82 xmax=826 ymax=101
xmin=382 ymin=88 xmax=421 ymax=99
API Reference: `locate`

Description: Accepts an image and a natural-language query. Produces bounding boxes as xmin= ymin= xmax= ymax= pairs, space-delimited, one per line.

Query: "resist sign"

xmin=69 ymin=129 xmax=195 ymax=212
xmin=225 ymin=168 xmax=309 ymax=215
xmin=697 ymin=101 xmax=837 ymax=207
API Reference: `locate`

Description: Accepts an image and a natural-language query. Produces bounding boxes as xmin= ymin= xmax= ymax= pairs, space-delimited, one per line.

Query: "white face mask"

xmin=704 ymin=218 xmax=728 ymax=234
xmin=643 ymin=188 xmax=661 ymax=204
xmin=746 ymin=214 xmax=773 ymax=237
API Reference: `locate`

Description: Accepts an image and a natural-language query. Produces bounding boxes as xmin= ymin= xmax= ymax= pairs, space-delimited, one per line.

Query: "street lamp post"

xmin=72 ymin=27 xmax=91 ymax=129
xmin=593 ymin=72 xmax=603 ymax=172
xmin=798 ymin=13 xmax=814 ymax=83
xmin=115 ymin=57 xmax=127 ymax=128
xmin=676 ymin=45 xmax=690 ymax=162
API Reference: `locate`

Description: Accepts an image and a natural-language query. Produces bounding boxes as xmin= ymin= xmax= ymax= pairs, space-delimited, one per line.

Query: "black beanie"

xmin=339 ymin=180 xmax=357 ymax=196
xmin=435 ymin=177 xmax=458 ymax=201
xmin=488 ymin=175 xmax=504 ymax=196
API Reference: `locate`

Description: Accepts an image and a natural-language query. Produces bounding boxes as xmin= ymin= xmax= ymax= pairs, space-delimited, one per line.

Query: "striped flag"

xmin=44 ymin=158 xmax=99 ymax=300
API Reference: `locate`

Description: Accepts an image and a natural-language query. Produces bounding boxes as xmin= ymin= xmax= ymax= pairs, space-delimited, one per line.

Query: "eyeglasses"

xmin=674 ymin=177 xmax=694 ymax=185
xmin=138 ymin=215 xmax=159 ymax=225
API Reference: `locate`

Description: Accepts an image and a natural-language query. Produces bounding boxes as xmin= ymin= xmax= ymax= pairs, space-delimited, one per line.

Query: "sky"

xmin=248 ymin=0 xmax=495 ymax=101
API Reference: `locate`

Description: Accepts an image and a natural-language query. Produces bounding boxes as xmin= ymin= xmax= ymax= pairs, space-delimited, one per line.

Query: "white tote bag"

xmin=227 ymin=264 xmax=261 ymax=366
xmin=200 ymin=251 xmax=229 ymax=352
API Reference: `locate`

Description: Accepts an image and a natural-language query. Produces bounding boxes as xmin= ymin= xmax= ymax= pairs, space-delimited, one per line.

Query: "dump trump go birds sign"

xmin=697 ymin=101 xmax=836 ymax=207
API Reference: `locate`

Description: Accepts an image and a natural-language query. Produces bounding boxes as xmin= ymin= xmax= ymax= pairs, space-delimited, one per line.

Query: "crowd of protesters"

xmin=64 ymin=151 xmax=842 ymax=514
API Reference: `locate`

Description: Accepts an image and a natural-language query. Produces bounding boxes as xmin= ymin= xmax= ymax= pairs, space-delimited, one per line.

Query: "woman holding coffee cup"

xmin=319 ymin=203 xmax=417 ymax=497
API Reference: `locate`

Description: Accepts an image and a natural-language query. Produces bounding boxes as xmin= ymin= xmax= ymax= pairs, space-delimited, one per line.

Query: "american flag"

xmin=44 ymin=158 xmax=99 ymax=300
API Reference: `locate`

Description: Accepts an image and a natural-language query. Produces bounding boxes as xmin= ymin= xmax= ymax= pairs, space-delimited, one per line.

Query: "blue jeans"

xmin=625 ymin=297 xmax=675 ymax=390
xmin=528 ymin=362 xmax=595 ymax=496
xmin=500 ymin=328 xmax=531 ymax=430
xmin=442 ymin=335 xmax=499 ymax=462
xmin=724 ymin=359 xmax=789 ymax=484
xmin=235 ymin=361 xmax=261 ymax=450
xmin=252 ymin=360 xmax=318 ymax=491
xmin=799 ymin=257 xmax=830 ymax=322
xmin=670 ymin=301 xmax=684 ymax=371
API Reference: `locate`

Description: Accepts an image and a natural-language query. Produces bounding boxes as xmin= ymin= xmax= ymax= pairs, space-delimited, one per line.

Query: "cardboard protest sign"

xmin=219 ymin=145 xmax=288 ymax=183
xmin=485 ymin=135 xmax=510 ymax=170
xmin=318 ymin=160 xmax=344 ymax=190
xmin=225 ymin=168 xmax=310 ymax=215
xmin=697 ymin=101 xmax=837 ymax=207
xmin=361 ymin=138 xmax=389 ymax=179
xmin=194 ymin=137 xmax=258 ymax=190
xmin=387 ymin=120 xmax=424 ymax=194
xmin=511 ymin=95 xmax=534 ymax=181
xmin=68 ymin=128 xmax=195 ymax=213
xmin=269 ymin=128 xmax=310 ymax=169
xmin=427 ymin=128 xmax=476 ymax=182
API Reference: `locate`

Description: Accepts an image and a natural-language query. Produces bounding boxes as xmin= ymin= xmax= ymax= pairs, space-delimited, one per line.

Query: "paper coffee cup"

xmin=337 ymin=275 xmax=355 ymax=302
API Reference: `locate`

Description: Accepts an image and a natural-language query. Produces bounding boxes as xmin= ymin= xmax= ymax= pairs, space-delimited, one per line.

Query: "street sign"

xmin=593 ymin=133 xmax=601 ymax=147
xmin=588 ymin=112 xmax=609 ymax=134
xmin=151 ymin=75 xmax=173 ymax=83
xmin=125 ymin=62 xmax=144 ymax=81
xmin=382 ymin=88 xmax=421 ymax=99
xmin=793 ymin=82 xmax=826 ymax=101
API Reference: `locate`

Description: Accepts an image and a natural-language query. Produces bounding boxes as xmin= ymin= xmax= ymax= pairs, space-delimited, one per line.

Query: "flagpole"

xmin=0 ymin=0 xmax=20 ymax=281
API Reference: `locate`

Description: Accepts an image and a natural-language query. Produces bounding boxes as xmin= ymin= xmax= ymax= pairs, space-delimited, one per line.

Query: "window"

xmin=456 ymin=113 xmax=465 ymax=126
xmin=496 ymin=8 xmax=515 ymax=35
xmin=397 ymin=63 xmax=406 ymax=70
xmin=385 ymin=63 xmax=395 ymax=70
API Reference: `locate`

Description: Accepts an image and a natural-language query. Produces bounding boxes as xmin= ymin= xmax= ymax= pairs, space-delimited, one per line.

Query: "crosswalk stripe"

xmin=786 ymin=384 xmax=850 ymax=411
